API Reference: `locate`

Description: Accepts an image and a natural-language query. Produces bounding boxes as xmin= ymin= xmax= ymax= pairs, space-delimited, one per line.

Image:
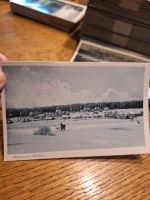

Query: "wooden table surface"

xmin=0 ymin=1 xmax=150 ymax=200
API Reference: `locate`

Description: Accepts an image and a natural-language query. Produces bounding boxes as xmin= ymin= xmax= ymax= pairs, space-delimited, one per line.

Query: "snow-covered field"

xmin=7 ymin=117 xmax=145 ymax=154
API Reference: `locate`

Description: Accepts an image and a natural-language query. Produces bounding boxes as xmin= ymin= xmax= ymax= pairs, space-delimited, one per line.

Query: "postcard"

xmin=1 ymin=62 xmax=150 ymax=161
xmin=10 ymin=0 xmax=87 ymax=23
xmin=71 ymin=40 xmax=150 ymax=62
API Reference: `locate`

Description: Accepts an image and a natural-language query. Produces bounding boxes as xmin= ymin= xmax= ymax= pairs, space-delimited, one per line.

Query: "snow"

xmin=7 ymin=117 xmax=145 ymax=154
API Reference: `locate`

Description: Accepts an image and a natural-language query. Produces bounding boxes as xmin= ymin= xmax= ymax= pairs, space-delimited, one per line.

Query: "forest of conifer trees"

xmin=6 ymin=100 xmax=143 ymax=118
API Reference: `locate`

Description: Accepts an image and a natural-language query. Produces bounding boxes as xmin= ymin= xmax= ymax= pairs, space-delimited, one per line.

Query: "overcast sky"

xmin=4 ymin=65 xmax=144 ymax=108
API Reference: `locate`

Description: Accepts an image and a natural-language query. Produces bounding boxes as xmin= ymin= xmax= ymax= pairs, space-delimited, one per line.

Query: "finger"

xmin=0 ymin=53 xmax=7 ymax=61
xmin=0 ymin=71 xmax=6 ymax=92
xmin=0 ymin=53 xmax=7 ymax=92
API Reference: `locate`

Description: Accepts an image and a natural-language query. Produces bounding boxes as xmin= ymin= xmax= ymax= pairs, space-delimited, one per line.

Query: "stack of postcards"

xmin=9 ymin=0 xmax=87 ymax=32
xmin=80 ymin=0 xmax=150 ymax=57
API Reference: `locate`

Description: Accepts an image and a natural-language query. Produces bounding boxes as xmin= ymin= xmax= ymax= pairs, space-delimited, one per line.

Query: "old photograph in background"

xmin=10 ymin=0 xmax=87 ymax=32
xmin=71 ymin=40 xmax=150 ymax=62
xmin=25 ymin=0 xmax=85 ymax=22
xmin=2 ymin=62 xmax=149 ymax=160
xmin=10 ymin=0 xmax=86 ymax=22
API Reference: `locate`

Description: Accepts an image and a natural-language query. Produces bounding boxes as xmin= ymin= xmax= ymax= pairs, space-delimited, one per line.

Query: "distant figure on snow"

xmin=60 ymin=122 xmax=66 ymax=131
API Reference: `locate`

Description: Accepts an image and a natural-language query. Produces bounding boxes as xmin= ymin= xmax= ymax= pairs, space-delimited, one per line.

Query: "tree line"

xmin=6 ymin=100 xmax=143 ymax=118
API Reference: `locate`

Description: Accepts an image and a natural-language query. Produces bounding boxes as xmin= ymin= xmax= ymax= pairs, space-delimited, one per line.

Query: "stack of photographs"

xmin=1 ymin=62 xmax=150 ymax=161
xmin=71 ymin=39 xmax=150 ymax=62
xmin=9 ymin=0 xmax=87 ymax=32
xmin=79 ymin=0 xmax=150 ymax=57
xmin=79 ymin=0 xmax=89 ymax=5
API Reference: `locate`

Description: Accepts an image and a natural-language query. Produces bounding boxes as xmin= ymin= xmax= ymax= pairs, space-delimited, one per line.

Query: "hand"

xmin=0 ymin=53 xmax=7 ymax=92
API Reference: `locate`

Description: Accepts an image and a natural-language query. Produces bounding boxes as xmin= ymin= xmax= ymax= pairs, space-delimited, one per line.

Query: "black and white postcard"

xmin=71 ymin=40 xmax=150 ymax=62
xmin=1 ymin=62 xmax=150 ymax=161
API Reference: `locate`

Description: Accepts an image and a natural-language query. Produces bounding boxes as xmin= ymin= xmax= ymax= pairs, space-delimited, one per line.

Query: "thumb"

xmin=0 ymin=71 xmax=6 ymax=92
xmin=0 ymin=53 xmax=7 ymax=92
xmin=0 ymin=53 xmax=7 ymax=61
